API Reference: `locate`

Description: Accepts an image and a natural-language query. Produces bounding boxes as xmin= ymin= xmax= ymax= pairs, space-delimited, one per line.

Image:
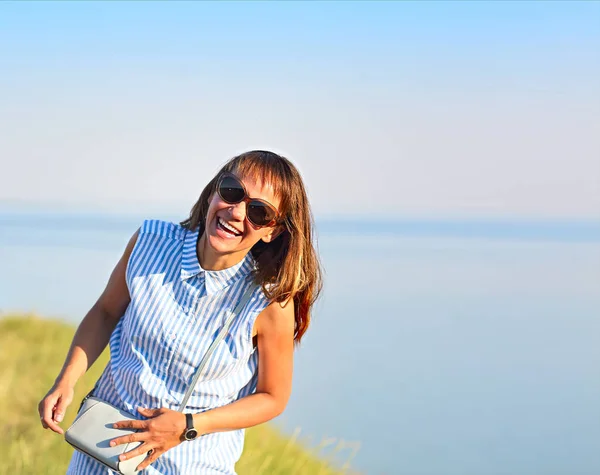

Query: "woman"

xmin=38 ymin=150 xmax=323 ymax=474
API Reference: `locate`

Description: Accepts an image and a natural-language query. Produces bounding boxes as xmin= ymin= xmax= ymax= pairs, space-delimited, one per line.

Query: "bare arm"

xmin=38 ymin=230 xmax=139 ymax=434
xmin=194 ymin=297 xmax=295 ymax=433
xmin=109 ymin=295 xmax=296 ymax=471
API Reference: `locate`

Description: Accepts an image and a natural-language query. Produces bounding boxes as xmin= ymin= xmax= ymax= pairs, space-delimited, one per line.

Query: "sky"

xmin=1 ymin=1 xmax=599 ymax=220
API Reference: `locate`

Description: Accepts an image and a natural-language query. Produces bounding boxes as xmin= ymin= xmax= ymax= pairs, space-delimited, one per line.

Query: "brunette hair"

xmin=180 ymin=150 xmax=323 ymax=343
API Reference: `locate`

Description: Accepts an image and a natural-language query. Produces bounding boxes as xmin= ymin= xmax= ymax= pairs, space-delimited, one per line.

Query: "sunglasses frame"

xmin=216 ymin=172 xmax=281 ymax=228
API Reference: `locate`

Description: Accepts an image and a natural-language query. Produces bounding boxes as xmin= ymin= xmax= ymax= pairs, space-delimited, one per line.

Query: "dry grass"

xmin=0 ymin=314 xmax=359 ymax=475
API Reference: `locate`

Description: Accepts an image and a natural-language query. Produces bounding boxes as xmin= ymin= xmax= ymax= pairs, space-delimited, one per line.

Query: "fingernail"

xmin=120 ymin=455 xmax=126 ymax=461
xmin=55 ymin=414 xmax=63 ymax=422
xmin=110 ymin=441 xmax=115 ymax=447
xmin=113 ymin=423 xmax=118 ymax=428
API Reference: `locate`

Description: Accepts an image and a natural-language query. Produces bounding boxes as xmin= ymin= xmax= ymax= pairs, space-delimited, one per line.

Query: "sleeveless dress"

xmin=67 ymin=219 xmax=271 ymax=474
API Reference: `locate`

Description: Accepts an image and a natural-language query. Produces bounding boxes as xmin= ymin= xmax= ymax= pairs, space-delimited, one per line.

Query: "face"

xmin=202 ymin=173 xmax=283 ymax=265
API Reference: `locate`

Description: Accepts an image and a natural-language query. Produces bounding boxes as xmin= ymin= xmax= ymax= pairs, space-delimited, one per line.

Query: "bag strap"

xmin=178 ymin=280 xmax=258 ymax=411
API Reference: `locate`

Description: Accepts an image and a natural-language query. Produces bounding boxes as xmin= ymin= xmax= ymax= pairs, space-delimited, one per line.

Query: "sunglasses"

xmin=217 ymin=173 xmax=280 ymax=228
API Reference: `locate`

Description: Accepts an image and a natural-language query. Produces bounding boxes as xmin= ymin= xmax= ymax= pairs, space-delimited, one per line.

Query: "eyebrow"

xmin=229 ymin=172 xmax=281 ymax=210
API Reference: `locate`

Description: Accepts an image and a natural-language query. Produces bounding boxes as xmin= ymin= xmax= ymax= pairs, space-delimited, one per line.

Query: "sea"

xmin=1 ymin=209 xmax=599 ymax=475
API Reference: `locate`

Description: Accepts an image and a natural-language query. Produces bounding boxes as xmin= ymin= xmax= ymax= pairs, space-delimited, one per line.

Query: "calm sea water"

xmin=1 ymin=211 xmax=599 ymax=475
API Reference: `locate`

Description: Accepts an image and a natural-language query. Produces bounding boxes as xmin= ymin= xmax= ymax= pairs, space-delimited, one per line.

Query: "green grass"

xmin=0 ymin=314 xmax=359 ymax=475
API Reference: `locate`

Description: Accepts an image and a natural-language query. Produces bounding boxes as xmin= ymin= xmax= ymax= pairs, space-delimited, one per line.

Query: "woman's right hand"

xmin=36 ymin=230 xmax=138 ymax=436
xmin=38 ymin=381 xmax=75 ymax=435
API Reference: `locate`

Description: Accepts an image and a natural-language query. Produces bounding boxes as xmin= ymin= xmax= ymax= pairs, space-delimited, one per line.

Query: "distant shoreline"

xmin=2 ymin=208 xmax=599 ymax=243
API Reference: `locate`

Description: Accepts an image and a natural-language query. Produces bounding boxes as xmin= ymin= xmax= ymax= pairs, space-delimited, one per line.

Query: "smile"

xmin=217 ymin=217 xmax=243 ymax=237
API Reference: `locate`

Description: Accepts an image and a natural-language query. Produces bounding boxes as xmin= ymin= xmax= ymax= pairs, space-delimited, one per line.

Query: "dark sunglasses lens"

xmin=247 ymin=201 xmax=276 ymax=227
xmin=219 ymin=176 xmax=245 ymax=203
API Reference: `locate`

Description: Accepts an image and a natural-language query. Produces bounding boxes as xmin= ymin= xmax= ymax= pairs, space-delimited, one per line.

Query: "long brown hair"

xmin=180 ymin=150 xmax=323 ymax=343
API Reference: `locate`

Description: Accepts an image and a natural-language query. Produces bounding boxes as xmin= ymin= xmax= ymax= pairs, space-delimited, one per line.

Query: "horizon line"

xmin=0 ymin=199 xmax=598 ymax=225
xmin=1 ymin=206 xmax=599 ymax=244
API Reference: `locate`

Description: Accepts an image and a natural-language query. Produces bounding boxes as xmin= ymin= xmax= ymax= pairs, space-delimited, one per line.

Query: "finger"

xmin=39 ymin=396 xmax=56 ymax=428
xmin=41 ymin=400 xmax=64 ymax=434
xmin=119 ymin=442 xmax=155 ymax=462
xmin=42 ymin=415 xmax=63 ymax=434
xmin=137 ymin=407 xmax=161 ymax=417
xmin=40 ymin=415 xmax=49 ymax=430
xmin=38 ymin=404 xmax=49 ymax=429
xmin=136 ymin=448 xmax=161 ymax=471
xmin=53 ymin=393 xmax=72 ymax=424
xmin=110 ymin=431 xmax=147 ymax=447
xmin=113 ymin=419 xmax=149 ymax=430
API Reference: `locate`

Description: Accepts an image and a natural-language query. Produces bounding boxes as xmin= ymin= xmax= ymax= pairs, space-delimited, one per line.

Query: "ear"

xmin=261 ymin=224 xmax=285 ymax=243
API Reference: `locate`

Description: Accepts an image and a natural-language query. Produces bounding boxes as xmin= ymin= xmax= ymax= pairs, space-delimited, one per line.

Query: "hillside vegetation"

xmin=0 ymin=315 xmax=357 ymax=475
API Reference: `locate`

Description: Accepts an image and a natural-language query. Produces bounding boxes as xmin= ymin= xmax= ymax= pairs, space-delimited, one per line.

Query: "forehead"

xmin=237 ymin=173 xmax=281 ymax=209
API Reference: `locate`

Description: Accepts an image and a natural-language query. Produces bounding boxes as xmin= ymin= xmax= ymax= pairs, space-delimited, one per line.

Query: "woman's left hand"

xmin=110 ymin=407 xmax=188 ymax=471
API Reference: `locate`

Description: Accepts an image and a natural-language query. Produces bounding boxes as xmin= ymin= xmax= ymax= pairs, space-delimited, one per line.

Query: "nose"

xmin=227 ymin=201 xmax=247 ymax=222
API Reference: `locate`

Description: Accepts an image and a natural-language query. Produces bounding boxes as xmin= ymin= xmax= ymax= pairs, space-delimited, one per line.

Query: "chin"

xmin=206 ymin=218 xmax=242 ymax=253
xmin=207 ymin=233 xmax=237 ymax=254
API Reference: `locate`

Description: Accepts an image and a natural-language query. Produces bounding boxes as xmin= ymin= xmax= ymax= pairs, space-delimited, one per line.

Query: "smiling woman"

xmin=37 ymin=150 xmax=323 ymax=475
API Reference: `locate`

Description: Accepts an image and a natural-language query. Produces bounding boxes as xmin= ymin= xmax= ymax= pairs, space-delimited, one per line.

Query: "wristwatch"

xmin=183 ymin=413 xmax=198 ymax=441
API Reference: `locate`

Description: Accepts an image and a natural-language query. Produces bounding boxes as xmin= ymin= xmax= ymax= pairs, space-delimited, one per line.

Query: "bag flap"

xmin=65 ymin=397 xmax=146 ymax=474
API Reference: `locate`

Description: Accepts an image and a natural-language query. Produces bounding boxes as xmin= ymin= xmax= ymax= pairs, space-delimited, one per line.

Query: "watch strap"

xmin=185 ymin=413 xmax=194 ymax=431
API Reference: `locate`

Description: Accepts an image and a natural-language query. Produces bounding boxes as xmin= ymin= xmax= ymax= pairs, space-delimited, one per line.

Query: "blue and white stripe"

xmin=67 ymin=219 xmax=270 ymax=474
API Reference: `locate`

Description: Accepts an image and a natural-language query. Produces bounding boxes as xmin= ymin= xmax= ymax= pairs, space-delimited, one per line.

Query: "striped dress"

xmin=67 ymin=219 xmax=271 ymax=475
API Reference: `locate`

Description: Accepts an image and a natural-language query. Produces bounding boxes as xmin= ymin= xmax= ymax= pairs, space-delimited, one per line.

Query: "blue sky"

xmin=1 ymin=1 xmax=598 ymax=219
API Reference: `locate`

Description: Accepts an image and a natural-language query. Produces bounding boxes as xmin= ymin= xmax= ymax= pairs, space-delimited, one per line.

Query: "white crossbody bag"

xmin=65 ymin=282 xmax=258 ymax=475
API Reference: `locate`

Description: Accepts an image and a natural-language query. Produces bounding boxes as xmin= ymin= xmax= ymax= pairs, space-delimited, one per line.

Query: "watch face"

xmin=185 ymin=428 xmax=198 ymax=440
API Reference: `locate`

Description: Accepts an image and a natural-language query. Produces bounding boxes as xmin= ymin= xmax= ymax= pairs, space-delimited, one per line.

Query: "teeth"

xmin=218 ymin=217 xmax=242 ymax=235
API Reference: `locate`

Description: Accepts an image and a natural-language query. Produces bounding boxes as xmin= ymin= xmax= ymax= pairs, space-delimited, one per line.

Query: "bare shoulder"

xmin=95 ymin=228 xmax=140 ymax=321
xmin=123 ymin=228 xmax=140 ymax=260
xmin=254 ymin=297 xmax=295 ymax=338
xmin=110 ymin=227 xmax=140 ymax=282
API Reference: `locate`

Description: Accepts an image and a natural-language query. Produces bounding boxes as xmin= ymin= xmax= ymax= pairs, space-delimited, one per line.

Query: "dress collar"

xmin=180 ymin=226 xmax=256 ymax=295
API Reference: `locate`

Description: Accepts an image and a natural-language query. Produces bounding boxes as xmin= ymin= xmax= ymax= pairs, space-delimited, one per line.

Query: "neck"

xmin=197 ymin=233 xmax=246 ymax=271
